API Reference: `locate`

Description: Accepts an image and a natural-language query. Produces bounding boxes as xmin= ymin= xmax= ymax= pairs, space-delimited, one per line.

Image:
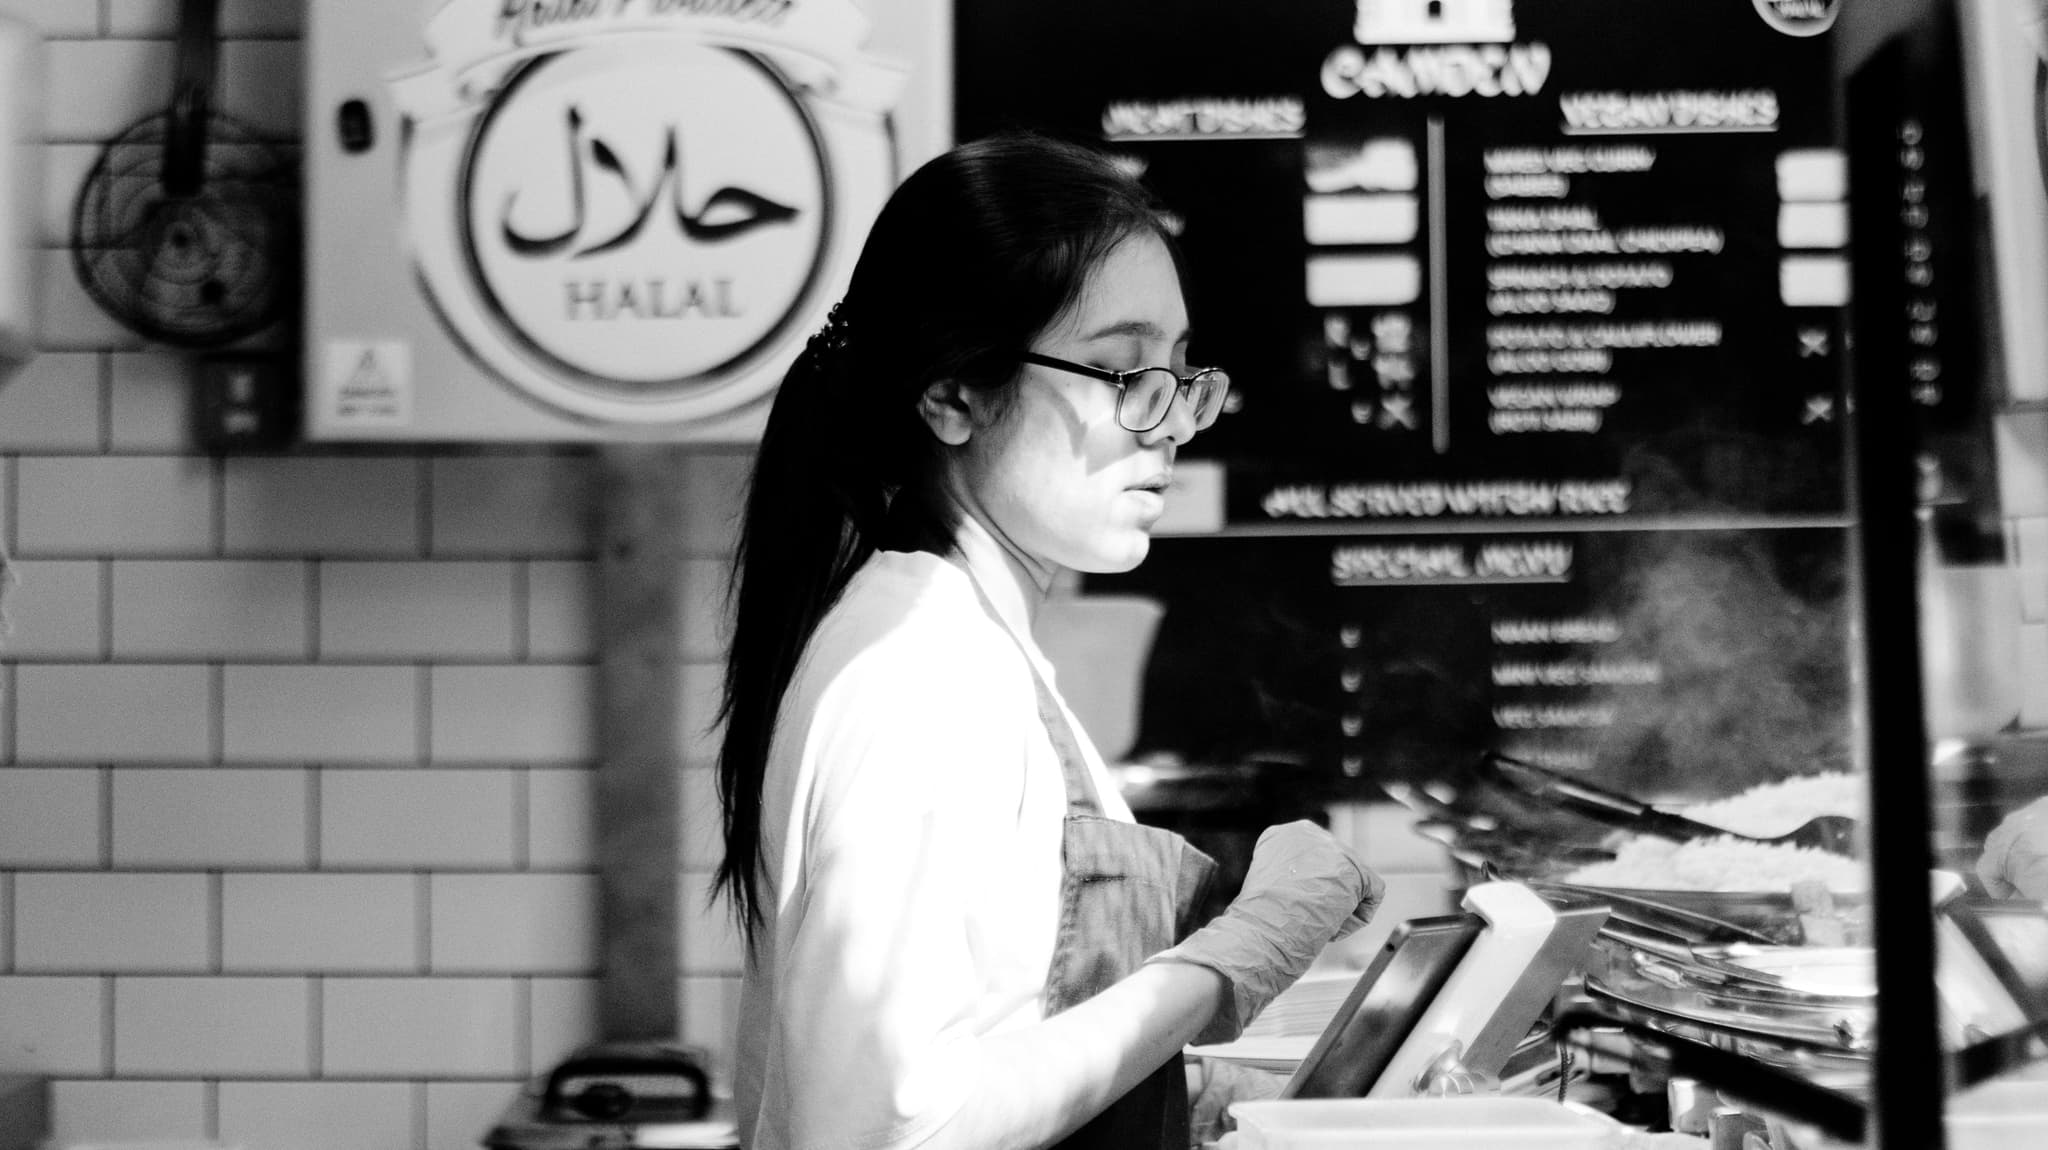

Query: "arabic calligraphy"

xmin=501 ymin=106 xmax=800 ymax=258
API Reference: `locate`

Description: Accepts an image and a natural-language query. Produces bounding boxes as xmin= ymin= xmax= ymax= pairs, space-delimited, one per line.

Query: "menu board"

xmin=1096 ymin=527 xmax=1852 ymax=797
xmin=957 ymin=0 xmax=1851 ymax=523
xmin=957 ymin=0 xmax=1868 ymax=789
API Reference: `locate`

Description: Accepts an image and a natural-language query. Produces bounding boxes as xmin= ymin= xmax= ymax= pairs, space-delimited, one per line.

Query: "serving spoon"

xmin=1478 ymin=752 xmax=1860 ymax=857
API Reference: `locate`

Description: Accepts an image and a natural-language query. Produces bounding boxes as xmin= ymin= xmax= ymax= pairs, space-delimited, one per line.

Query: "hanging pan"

xmin=71 ymin=0 xmax=297 ymax=347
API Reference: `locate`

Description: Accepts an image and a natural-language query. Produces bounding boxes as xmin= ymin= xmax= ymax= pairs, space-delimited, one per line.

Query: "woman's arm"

xmin=916 ymin=961 xmax=1226 ymax=1150
xmin=916 ymin=818 xmax=1381 ymax=1150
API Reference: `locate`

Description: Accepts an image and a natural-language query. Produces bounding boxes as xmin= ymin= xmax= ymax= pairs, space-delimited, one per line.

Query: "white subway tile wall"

xmin=319 ymin=560 xmax=518 ymax=660
xmin=16 ymin=664 xmax=212 ymax=761
xmin=426 ymin=873 xmax=600 ymax=974
xmin=48 ymin=1080 xmax=210 ymax=1142
xmin=18 ymin=456 xmax=216 ymax=554
xmin=428 ymin=456 xmax=591 ymax=557
xmin=107 ymin=351 xmax=194 ymax=452
xmin=429 ymin=1082 xmax=530 ymax=1150
xmin=0 ymin=559 xmax=102 ymax=659
xmin=0 ymin=768 xmax=100 ymax=866
xmin=40 ymin=40 xmax=175 ymax=140
xmin=113 ymin=976 xmax=314 ymax=1076
xmin=320 ymin=769 xmax=518 ymax=870
xmin=678 ymin=975 xmax=744 ymax=1063
xmin=222 ymin=457 xmax=423 ymax=556
xmin=679 ymin=766 xmax=721 ymax=871
xmin=525 ymin=560 xmax=594 ymax=660
xmin=529 ymin=976 xmax=602 ymax=1072
xmin=0 ymin=19 xmax=742 ymax=1147
xmin=36 ymin=246 xmax=147 ymax=352
xmin=110 ymin=767 xmax=310 ymax=867
xmin=677 ymin=556 xmax=733 ymax=661
xmin=15 ymin=872 xmax=211 ymax=972
xmin=0 ymin=976 xmax=105 ymax=1075
xmin=222 ymin=873 xmax=419 ymax=973
xmin=431 ymin=664 xmax=594 ymax=762
xmin=677 ymin=451 xmax=750 ymax=557
xmin=322 ymin=978 xmax=523 ymax=1077
xmin=113 ymin=560 xmax=311 ymax=659
xmin=525 ymin=767 xmax=596 ymax=868
xmin=37 ymin=144 xmax=97 ymax=248
xmin=218 ymin=1082 xmax=416 ymax=1150
xmin=222 ymin=664 xmax=420 ymax=762
xmin=0 ymin=1 xmax=98 ymax=38
xmin=675 ymin=661 xmax=724 ymax=765
xmin=0 ymin=352 xmax=99 ymax=451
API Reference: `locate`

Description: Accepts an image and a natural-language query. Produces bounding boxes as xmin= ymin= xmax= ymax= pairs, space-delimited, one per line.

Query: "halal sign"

xmin=393 ymin=0 xmax=902 ymax=428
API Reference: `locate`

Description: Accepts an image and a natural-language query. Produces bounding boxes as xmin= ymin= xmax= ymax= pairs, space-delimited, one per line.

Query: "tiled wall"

xmin=0 ymin=3 xmax=752 ymax=1145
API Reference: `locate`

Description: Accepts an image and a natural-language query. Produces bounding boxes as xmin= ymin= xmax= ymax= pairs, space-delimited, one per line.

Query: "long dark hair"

xmin=713 ymin=132 xmax=1182 ymax=945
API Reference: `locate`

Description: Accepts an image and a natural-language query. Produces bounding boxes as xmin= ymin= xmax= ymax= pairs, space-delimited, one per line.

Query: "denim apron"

xmin=966 ymin=571 xmax=1220 ymax=1150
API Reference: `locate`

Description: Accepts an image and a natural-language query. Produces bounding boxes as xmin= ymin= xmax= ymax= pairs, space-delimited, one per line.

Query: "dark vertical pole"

xmin=1845 ymin=26 xmax=1952 ymax=1149
xmin=594 ymin=443 xmax=685 ymax=1039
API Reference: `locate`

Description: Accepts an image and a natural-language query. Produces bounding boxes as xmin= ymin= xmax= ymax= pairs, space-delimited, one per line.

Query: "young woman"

xmin=715 ymin=132 xmax=1384 ymax=1150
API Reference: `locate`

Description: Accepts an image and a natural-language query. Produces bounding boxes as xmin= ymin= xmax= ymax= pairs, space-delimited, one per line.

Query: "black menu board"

xmin=957 ymin=0 xmax=1851 ymax=522
xmin=957 ymin=1 xmax=1860 ymax=790
xmin=1104 ymin=528 xmax=1851 ymax=795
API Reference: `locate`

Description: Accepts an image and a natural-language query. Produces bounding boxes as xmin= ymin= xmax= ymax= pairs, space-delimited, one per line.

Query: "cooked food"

xmin=1679 ymin=771 xmax=1864 ymax=838
xmin=1564 ymin=833 xmax=1867 ymax=894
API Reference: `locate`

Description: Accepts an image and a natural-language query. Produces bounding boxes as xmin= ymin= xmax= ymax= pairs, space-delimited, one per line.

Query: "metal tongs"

xmin=1477 ymin=751 xmax=1859 ymax=856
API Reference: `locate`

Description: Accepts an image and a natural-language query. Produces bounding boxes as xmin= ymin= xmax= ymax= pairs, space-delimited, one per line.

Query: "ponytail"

xmin=714 ymin=310 xmax=886 ymax=945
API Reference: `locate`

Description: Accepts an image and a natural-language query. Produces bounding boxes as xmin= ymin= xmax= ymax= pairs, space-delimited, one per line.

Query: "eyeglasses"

xmin=1019 ymin=352 xmax=1232 ymax=433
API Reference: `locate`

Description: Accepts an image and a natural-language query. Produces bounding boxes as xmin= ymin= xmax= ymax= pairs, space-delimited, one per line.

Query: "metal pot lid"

xmin=1586 ymin=977 xmax=1874 ymax=1057
xmin=484 ymin=1041 xmax=739 ymax=1150
xmin=1693 ymin=945 xmax=1876 ymax=998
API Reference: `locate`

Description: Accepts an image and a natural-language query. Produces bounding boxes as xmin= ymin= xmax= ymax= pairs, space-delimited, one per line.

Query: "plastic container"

xmin=1230 ymin=1097 xmax=1625 ymax=1148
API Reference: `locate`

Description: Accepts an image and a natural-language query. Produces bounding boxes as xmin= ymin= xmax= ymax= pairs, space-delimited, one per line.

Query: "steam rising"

xmin=1586 ymin=531 xmax=1850 ymax=796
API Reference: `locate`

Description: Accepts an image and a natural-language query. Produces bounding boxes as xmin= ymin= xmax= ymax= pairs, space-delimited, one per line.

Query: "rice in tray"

xmin=1677 ymin=771 xmax=1864 ymax=837
xmin=1564 ymin=833 xmax=1867 ymax=893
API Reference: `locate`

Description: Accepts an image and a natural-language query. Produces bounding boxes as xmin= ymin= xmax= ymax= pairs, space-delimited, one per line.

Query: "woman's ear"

xmin=916 ymin=378 xmax=977 ymax=445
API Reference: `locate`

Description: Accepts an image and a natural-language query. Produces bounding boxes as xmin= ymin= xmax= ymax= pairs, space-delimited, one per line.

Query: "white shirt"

xmin=734 ymin=525 xmax=1132 ymax=1150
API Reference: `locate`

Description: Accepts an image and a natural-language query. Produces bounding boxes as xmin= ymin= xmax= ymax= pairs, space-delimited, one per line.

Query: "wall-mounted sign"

xmin=960 ymin=0 xmax=1858 ymax=789
xmin=959 ymin=0 xmax=1850 ymax=521
xmin=1094 ymin=527 xmax=1852 ymax=796
xmin=307 ymin=0 xmax=946 ymax=441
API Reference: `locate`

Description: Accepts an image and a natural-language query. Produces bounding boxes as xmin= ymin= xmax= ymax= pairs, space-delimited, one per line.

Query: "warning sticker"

xmin=322 ymin=340 xmax=414 ymax=428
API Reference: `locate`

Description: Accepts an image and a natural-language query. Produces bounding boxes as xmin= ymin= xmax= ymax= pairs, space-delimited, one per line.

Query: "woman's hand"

xmin=1187 ymin=1056 xmax=1286 ymax=1148
xmin=1978 ymin=794 xmax=2048 ymax=900
xmin=1146 ymin=820 xmax=1385 ymax=1043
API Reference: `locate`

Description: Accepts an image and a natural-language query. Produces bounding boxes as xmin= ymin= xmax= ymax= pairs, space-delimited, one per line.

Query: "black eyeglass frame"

xmin=1018 ymin=351 xmax=1231 ymax=433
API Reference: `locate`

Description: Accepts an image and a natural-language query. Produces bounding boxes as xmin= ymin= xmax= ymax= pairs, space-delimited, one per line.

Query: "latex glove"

xmin=1148 ymin=819 xmax=1385 ymax=1044
xmin=1977 ymin=794 xmax=2048 ymax=900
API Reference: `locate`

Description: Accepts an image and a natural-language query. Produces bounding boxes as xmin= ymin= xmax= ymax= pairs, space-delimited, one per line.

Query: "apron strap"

xmin=957 ymin=562 xmax=1108 ymax=819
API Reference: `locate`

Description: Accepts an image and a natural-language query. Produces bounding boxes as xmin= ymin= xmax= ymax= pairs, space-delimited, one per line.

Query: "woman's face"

xmin=944 ymin=231 xmax=1204 ymax=587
